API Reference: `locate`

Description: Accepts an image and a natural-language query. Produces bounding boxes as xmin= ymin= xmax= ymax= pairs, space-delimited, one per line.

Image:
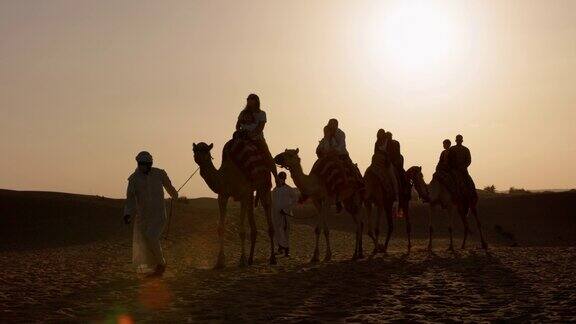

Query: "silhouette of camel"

xmin=364 ymin=164 xmax=429 ymax=254
xmin=424 ymin=168 xmax=488 ymax=251
xmin=193 ymin=142 xmax=276 ymax=268
xmin=274 ymin=149 xmax=365 ymax=261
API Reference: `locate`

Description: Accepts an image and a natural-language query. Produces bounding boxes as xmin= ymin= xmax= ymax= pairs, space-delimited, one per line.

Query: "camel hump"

xmin=311 ymin=156 xmax=363 ymax=200
xmin=224 ymin=137 xmax=271 ymax=187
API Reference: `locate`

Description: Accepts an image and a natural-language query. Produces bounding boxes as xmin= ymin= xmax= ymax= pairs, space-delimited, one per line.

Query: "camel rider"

xmin=386 ymin=132 xmax=407 ymax=215
xmin=436 ymin=139 xmax=451 ymax=172
xmin=316 ymin=125 xmax=334 ymax=159
xmin=434 ymin=139 xmax=458 ymax=198
xmin=316 ymin=119 xmax=352 ymax=213
xmin=448 ymin=134 xmax=476 ymax=198
xmin=374 ymin=129 xmax=400 ymax=203
xmin=316 ymin=119 xmax=350 ymax=160
xmin=386 ymin=132 xmax=404 ymax=171
xmin=235 ymin=93 xmax=278 ymax=183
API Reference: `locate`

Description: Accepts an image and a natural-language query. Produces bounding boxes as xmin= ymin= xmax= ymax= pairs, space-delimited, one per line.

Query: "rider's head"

xmin=443 ymin=139 xmax=451 ymax=150
xmin=323 ymin=125 xmax=333 ymax=138
xmin=377 ymin=129 xmax=386 ymax=140
xmin=386 ymin=131 xmax=393 ymax=140
xmin=455 ymin=134 xmax=463 ymax=145
xmin=327 ymin=118 xmax=338 ymax=131
xmin=246 ymin=93 xmax=260 ymax=111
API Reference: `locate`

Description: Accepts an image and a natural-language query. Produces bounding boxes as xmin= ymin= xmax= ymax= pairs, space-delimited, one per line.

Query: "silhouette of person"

xmin=316 ymin=125 xmax=334 ymax=159
xmin=326 ymin=118 xmax=350 ymax=160
xmin=271 ymin=172 xmax=299 ymax=257
xmin=436 ymin=139 xmax=452 ymax=172
xmin=385 ymin=131 xmax=406 ymax=215
xmin=124 ymin=151 xmax=178 ymax=277
xmin=448 ymin=134 xmax=476 ymax=198
xmin=374 ymin=129 xmax=399 ymax=202
xmin=235 ymin=93 xmax=278 ymax=183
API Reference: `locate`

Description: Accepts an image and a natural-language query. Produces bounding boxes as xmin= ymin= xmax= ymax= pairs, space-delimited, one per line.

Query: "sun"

xmin=359 ymin=2 xmax=460 ymax=82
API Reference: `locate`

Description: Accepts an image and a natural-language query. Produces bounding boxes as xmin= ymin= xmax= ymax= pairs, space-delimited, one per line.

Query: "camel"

xmin=424 ymin=170 xmax=488 ymax=251
xmin=274 ymin=149 xmax=366 ymax=261
xmin=364 ymin=164 xmax=429 ymax=254
xmin=192 ymin=142 xmax=276 ymax=268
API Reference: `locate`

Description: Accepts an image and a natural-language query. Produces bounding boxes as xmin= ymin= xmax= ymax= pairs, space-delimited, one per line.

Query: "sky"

xmin=1 ymin=0 xmax=575 ymax=198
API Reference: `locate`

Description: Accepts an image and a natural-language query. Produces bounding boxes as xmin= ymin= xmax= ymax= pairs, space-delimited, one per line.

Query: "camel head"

xmin=274 ymin=149 xmax=301 ymax=171
xmin=192 ymin=142 xmax=214 ymax=166
xmin=406 ymin=166 xmax=430 ymax=202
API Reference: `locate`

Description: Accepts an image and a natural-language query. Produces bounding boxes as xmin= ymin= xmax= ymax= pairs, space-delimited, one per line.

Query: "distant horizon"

xmin=1 ymin=186 xmax=574 ymax=200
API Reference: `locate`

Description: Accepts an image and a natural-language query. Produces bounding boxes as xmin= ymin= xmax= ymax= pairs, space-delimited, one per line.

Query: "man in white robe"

xmin=124 ymin=151 xmax=178 ymax=277
xmin=271 ymin=172 xmax=299 ymax=257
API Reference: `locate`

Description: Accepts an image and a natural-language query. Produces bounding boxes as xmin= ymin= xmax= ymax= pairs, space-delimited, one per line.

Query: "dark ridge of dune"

xmin=0 ymin=189 xmax=575 ymax=252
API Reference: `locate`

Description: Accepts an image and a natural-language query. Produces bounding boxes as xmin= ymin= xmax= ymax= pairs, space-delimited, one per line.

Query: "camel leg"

xmin=238 ymin=199 xmax=248 ymax=267
xmin=471 ymin=205 xmax=488 ymax=250
xmin=427 ymin=205 xmax=435 ymax=252
xmin=214 ymin=196 xmax=228 ymax=269
xmin=352 ymin=211 xmax=360 ymax=260
xmin=375 ymin=205 xmax=385 ymax=253
xmin=352 ymin=210 xmax=364 ymax=260
xmin=365 ymin=202 xmax=378 ymax=254
xmin=311 ymin=200 xmax=322 ymax=263
xmin=358 ymin=213 xmax=364 ymax=259
xmin=447 ymin=205 xmax=455 ymax=252
xmin=248 ymin=197 xmax=258 ymax=265
xmin=382 ymin=205 xmax=394 ymax=253
xmin=323 ymin=207 xmax=332 ymax=262
xmin=460 ymin=207 xmax=471 ymax=250
xmin=404 ymin=202 xmax=412 ymax=254
xmin=262 ymin=192 xmax=277 ymax=265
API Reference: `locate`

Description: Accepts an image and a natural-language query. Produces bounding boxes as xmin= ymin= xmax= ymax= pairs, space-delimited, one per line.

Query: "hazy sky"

xmin=1 ymin=0 xmax=575 ymax=198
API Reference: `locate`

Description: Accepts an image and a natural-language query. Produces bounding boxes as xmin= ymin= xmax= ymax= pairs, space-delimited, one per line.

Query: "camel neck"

xmin=198 ymin=159 xmax=222 ymax=194
xmin=289 ymin=163 xmax=312 ymax=194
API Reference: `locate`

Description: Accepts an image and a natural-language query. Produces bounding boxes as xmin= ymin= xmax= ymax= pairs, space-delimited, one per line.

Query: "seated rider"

xmin=315 ymin=118 xmax=352 ymax=213
xmin=374 ymin=129 xmax=399 ymax=203
xmin=235 ymin=93 xmax=278 ymax=183
xmin=436 ymin=139 xmax=451 ymax=173
xmin=316 ymin=118 xmax=350 ymax=161
xmin=448 ymin=134 xmax=476 ymax=199
xmin=434 ymin=139 xmax=458 ymax=198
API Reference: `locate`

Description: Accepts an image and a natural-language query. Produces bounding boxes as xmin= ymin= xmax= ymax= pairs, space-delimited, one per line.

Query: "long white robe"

xmin=124 ymin=167 xmax=177 ymax=273
xmin=271 ymin=185 xmax=299 ymax=249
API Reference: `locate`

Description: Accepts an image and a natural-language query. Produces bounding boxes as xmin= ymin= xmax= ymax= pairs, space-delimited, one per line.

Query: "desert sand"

xmin=1 ymin=189 xmax=575 ymax=322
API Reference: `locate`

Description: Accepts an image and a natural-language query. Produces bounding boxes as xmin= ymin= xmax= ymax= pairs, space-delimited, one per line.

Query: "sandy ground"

xmin=1 ymin=191 xmax=576 ymax=322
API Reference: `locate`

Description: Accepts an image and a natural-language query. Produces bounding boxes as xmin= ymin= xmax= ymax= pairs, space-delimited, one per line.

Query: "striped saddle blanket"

xmin=224 ymin=138 xmax=270 ymax=185
xmin=311 ymin=155 xmax=364 ymax=200
xmin=367 ymin=153 xmax=391 ymax=186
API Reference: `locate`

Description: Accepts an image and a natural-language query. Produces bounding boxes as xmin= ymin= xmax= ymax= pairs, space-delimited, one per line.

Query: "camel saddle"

xmin=223 ymin=136 xmax=270 ymax=186
xmin=433 ymin=170 xmax=477 ymax=203
xmin=368 ymin=153 xmax=411 ymax=200
xmin=311 ymin=154 xmax=364 ymax=201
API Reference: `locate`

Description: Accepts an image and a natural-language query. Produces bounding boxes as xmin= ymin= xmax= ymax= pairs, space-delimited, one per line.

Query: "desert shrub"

xmin=483 ymin=185 xmax=496 ymax=194
xmin=178 ymin=196 xmax=189 ymax=204
xmin=509 ymin=187 xmax=531 ymax=195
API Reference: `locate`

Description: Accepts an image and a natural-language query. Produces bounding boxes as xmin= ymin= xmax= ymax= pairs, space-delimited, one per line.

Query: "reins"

xmin=163 ymin=166 xmax=200 ymax=241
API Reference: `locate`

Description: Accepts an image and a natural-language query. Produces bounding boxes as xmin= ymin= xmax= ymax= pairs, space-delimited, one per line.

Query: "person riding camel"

xmin=433 ymin=139 xmax=458 ymax=199
xmin=385 ymin=131 xmax=407 ymax=215
xmin=448 ymin=134 xmax=476 ymax=199
xmin=316 ymin=118 xmax=349 ymax=160
xmin=235 ymin=93 xmax=278 ymax=184
xmin=374 ymin=129 xmax=400 ymax=204
xmin=315 ymin=119 xmax=355 ymax=213
xmin=436 ymin=139 xmax=452 ymax=173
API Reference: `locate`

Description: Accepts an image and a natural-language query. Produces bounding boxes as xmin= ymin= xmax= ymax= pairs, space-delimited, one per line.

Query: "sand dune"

xmin=0 ymin=189 xmax=575 ymax=322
